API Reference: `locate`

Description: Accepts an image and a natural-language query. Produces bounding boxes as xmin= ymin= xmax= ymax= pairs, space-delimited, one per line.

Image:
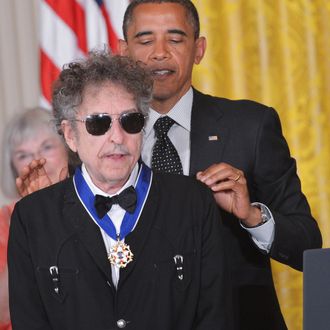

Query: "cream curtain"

xmin=192 ymin=0 xmax=330 ymax=329
xmin=0 ymin=0 xmax=39 ymax=204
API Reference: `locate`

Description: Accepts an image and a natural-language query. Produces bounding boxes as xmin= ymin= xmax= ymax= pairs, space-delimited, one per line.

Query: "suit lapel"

xmin=189 ymin=89 xmax=228 ymax=176
xmin=63 ymin=180 xmax=112 ymax=282
xmin=118 ymin=178 xmax=158 ymax=288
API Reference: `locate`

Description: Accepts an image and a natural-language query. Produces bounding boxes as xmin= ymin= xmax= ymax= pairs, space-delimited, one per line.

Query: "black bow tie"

xmin=94 ymin=186 xmax=137 ymax=218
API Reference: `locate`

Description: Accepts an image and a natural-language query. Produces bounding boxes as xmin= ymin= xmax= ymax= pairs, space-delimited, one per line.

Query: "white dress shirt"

xmin=141 ymin=87 xmax=275 ymax=252
xmin=81 ymin=163 xmax=139 ymax=287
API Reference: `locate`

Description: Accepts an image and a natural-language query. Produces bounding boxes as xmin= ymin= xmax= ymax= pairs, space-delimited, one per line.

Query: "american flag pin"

xmin=208 ymin=135 xmax=219 ymax=141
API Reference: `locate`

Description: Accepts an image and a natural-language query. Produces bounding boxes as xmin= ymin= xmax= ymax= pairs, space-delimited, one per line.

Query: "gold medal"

xmin=108 ymin=240 xmax=134 ymax=268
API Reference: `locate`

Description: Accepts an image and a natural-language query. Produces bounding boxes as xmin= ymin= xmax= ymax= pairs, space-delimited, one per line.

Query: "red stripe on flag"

xmin=99 ymin=4 xmax=119 ymax=53
xmin=40 ymin=50 xmax=61 ymax=104
xmin=45 ymin=0 xmax=87 ymax=53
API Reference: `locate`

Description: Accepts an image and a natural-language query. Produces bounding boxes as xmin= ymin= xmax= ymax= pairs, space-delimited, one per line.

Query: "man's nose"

xmin=107 ymin=118 xmax=125 ymax=144
xmin=151 ymin=39 xmax=169 ymax=60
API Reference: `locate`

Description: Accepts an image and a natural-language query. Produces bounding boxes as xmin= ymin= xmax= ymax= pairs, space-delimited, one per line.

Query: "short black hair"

xmin=123 ymin=0 xmax=200 ymax=40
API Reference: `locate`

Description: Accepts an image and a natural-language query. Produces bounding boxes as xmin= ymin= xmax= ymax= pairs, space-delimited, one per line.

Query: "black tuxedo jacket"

xmin=8 ymin=172 xmax=231 ymax=330
xmin=189 ymin=89 xmax=322 ymax=329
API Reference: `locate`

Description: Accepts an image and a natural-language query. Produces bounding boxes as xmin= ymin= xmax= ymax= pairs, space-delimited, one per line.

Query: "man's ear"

xmin=118 ymin=39 xmax=129 ymax=56
xmin=61 ymin=120 xmax=78 ymax=153
xmin=194 ymin=36 xmax=207 ymax=65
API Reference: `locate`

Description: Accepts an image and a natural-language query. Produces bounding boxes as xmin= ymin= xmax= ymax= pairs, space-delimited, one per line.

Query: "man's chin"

xmin=152 ymin=90 xmax=174 ymax=102
xmin=105 ymin=164 xmax=131 ymax=179
xmin=99 ymin=171 xmax=131 ymax=191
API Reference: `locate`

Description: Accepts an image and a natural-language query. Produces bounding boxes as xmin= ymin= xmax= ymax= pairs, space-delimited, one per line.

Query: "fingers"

xmin=233 ymin=173 xmax=241 ymax=182
xmin=59 ymin=166 xmax=69 ymax=181
xmin=16 ymin=177 xmax=28 ymax=198
xmin=15 ymin=158 xmax=50 ymax=197
xmin=208 ymin=178 xmax=241 ymax=192
xmin=196 ymin=163 xmax=252 ymax=220
xmin=19 ymin=159 xmax=47 ymax=180
xmin=196 ymin=163 xmax=245 ymax=189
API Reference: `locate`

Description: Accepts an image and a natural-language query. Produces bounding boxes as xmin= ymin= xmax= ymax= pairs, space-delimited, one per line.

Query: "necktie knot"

xmin=154 ymin=116 xmax=175 ymax=138
xmin=94 ymin=186 xmax=137 ymax=218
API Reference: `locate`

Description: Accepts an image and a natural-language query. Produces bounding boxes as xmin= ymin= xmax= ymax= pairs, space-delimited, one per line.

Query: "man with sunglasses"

xmin=8 ymin=51 xmax=231 ymax=329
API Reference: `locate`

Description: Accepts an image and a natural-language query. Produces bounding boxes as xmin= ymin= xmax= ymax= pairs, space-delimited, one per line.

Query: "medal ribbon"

xmin=73 ymin=163 xmax=152 ymax=241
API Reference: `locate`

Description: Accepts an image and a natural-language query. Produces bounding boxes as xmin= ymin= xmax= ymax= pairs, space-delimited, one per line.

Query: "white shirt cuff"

xmin=240 ymin=202 xmax=275 ymax=253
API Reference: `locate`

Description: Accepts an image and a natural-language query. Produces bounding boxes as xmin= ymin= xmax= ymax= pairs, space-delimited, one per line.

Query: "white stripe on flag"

xmin=104 ymin=0 xmax=130 ymax=39
xmin=80 ymin=0 xmax=109 ymax=51
xmin=40 ymin=1 xmax=85 ymax=68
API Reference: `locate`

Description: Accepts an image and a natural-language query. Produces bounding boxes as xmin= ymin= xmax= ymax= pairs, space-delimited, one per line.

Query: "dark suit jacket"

xmin=189 ymin=89 xmax=322 ymax=330
xmin=8 ymin=172 xmax=231 ymax=330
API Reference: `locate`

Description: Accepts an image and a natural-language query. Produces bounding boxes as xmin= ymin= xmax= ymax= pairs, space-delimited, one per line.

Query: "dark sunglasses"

xmin=75 ymin=112 xmax=146 ymax=136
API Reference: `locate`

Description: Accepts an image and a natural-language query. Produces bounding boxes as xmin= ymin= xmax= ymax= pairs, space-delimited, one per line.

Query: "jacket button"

xmin=117 ymin=319 xmax=127 ymax=328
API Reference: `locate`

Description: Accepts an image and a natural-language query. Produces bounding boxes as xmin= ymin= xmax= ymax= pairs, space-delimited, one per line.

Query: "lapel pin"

xmin=208 ymin=135 xmax=219 ymax=141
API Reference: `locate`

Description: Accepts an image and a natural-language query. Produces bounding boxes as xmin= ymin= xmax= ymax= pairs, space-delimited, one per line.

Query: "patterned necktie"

xmin=151 ymin=116 xmax=183 ymax=175
xmin=94 ymin=186 xmax=137 ymax=218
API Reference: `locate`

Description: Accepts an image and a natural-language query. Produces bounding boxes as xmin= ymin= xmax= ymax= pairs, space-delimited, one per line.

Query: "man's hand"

xmin=196 ymin=163 xmax=262 ymax=227
xmin=16 ymin=158 xmax=68 ymax=198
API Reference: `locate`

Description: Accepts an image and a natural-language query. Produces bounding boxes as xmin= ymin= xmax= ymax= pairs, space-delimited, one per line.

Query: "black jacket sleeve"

xmin=8 ymin=203 xmax=52 ymax=330
xmin=253 ymin=107 xmax=322 ymax=270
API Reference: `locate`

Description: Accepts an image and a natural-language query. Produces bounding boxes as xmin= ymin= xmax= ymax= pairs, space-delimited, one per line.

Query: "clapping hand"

xmin=16 ymin=158 xmax=68 ymax=197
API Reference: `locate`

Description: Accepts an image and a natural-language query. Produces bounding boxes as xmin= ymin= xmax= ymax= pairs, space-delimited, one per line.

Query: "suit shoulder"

xmin=152 ymin=172 xmax=213 ymax=201
xmin=194 ymin=88 xmax=278 ymax=118
xmin=16 ymin=177 xmax=73 ymax=209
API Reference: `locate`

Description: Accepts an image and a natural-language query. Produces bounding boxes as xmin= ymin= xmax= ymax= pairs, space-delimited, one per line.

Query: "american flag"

xmin=40 ymin=0 xmax=130 ymax=108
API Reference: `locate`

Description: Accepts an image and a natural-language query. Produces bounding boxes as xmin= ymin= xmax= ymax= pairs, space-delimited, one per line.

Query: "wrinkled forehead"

xmin=78 ymin=82 xmax=137 ymax=114
xmin=81 ymin=82 xmax=135 ymax=102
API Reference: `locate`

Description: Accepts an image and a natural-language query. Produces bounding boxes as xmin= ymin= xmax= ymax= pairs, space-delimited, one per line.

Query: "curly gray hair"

xmin=52 ymin=50 xmax=153 ymax=134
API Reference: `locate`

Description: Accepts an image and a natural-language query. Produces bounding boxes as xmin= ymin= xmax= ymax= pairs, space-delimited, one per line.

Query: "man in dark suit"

xmin=118 ymin=1 xmax=322 ymax=329
xmin=8 ymin=52 xmax=231 ymax=329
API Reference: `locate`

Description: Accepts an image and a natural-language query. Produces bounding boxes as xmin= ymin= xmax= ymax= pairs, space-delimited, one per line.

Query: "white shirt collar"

xmin=81 ymin=162 xmax=139 ymax=197
xmin=144 ymin=87 xmax=193 ymax=139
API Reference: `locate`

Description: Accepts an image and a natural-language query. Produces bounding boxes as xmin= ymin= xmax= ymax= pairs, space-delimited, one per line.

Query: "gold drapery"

xmin=192 ymin=0 xmax=330 ymax=329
